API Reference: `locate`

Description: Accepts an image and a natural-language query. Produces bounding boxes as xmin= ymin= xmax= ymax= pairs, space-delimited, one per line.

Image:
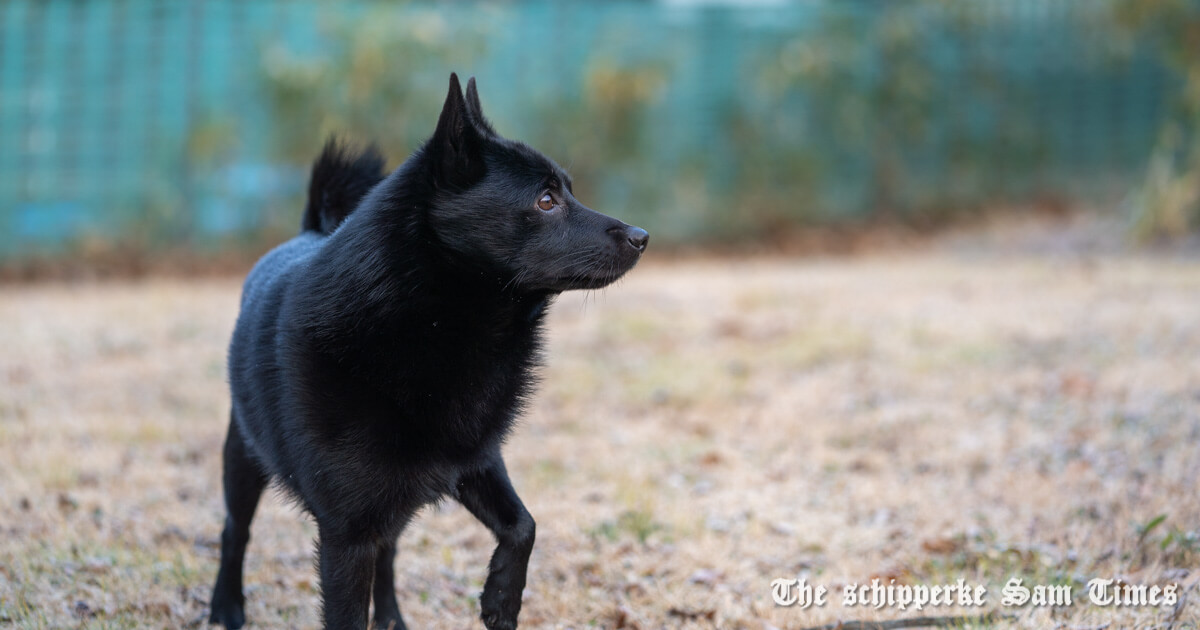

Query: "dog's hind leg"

xmin=371 ymin=539 xmax=406 ymax=629
xmin=209 ymin=414 xmax=268 ymax=629
xmin=455 ymin=455 xmax=536 ymax=630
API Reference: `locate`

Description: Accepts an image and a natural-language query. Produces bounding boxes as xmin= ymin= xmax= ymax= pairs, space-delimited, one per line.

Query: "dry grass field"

xmin=2 ymin=244 xmax=1199 ymax=629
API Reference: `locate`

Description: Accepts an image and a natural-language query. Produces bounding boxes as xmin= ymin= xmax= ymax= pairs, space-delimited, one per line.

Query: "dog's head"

xmin=420 ymin=73 xmax=647 ymax=293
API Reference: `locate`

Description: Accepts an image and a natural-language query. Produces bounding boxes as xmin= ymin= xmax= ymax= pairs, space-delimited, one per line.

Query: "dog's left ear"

xmin=464 ymin=77 xmax=496 ymax=137
xmin=428 ymin=73 xmax=487 ymax=190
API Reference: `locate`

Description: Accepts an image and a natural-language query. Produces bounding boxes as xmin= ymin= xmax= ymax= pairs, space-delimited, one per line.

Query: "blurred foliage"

xmin=256 ymin=8 xmax=688 ymax=239
xmin=770 ymin=5 xmax=937 ymax=218
xmin=257 ymin=2 xmax=1068 ymax=243
xmin=246 ymin=1 xmax=1178 ymax=245
xmin=260 ymin=7 xmax=486 ymax=164
xmin=1113 ymin=0 xmax=1200 ymax=240
xmin=3 ymin=0 xmax=1191 ymax=264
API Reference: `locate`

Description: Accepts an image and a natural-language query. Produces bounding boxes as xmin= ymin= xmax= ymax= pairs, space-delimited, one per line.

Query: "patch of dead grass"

xmin=1 ymin=254 xmax=1199 ymax=628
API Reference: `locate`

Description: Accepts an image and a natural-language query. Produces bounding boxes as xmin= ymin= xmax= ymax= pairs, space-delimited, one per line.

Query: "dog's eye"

xmin=537 ymin=193 xmax=555 ymax=212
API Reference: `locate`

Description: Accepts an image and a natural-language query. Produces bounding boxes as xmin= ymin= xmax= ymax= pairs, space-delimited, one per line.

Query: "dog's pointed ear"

xmin=428 ymin=72 xmax=486 ymax=190
xmin=464 ymin=77 xmax=496 ymax=136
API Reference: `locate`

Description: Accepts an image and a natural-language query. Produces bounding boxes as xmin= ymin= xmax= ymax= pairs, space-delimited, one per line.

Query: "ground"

xmin=1 ymin=243 xmax=1198 ymax=629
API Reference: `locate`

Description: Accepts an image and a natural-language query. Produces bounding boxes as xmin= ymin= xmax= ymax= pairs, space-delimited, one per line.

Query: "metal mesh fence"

xmin=0 ymin=0 xmax=1182 ymax=256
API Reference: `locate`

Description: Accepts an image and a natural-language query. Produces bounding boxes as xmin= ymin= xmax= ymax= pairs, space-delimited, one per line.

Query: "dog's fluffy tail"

xmin=302 ymin=138 xmax=387 ymax=235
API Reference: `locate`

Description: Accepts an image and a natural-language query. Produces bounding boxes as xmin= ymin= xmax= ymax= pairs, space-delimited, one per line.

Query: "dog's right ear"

xmin=464 ymin=77 xmax=497 ymax=137
xmin=428 ymin=72 xmax=486 ymax=190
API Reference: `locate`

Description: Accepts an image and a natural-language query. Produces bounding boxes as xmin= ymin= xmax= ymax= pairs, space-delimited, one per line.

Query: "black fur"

xmin=301 ymin=139 xmax=388 ymax=234
xmin=208 ymin=74 xmax=648 ymax=630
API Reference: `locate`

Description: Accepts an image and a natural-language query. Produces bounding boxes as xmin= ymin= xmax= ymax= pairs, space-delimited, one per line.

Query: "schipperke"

xmin=208 ymin=74 xmax=648 ymax=630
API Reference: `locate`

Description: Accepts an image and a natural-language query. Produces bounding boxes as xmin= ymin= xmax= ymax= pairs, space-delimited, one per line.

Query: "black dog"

xmin=207 ymin=74 xmax=647 ymax=630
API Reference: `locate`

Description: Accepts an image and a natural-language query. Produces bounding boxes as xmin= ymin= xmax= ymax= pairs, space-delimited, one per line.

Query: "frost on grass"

xmin=0 ymin=256 xmax=1198 ymax=628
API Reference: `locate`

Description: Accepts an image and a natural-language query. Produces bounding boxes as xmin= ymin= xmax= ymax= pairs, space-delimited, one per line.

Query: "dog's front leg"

xmin=317 ymin=526 xmax=376 ymax=630
xmin=456 ymin=455 xmax=536 ymax=630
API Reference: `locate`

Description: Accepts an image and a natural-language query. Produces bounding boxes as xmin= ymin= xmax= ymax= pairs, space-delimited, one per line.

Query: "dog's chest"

xmin=429 ymin=322 xmax=536 ymax=421
xmin=358 ymin=314 xmax=540 ymax=451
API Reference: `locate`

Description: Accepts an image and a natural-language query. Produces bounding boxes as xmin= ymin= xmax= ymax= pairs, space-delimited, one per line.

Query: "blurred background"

xmin=0 ymin=0 xmax=1198 ymax=271
xmin=5 ymin=4 xmax=1200 ymax=627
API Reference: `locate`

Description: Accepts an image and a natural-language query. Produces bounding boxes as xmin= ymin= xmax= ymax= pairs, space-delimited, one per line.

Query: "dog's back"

xmin=238 ymin=140 xmax=385 ymax=311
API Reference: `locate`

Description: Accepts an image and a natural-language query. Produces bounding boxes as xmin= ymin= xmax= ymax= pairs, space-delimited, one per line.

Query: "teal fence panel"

xmin=0 ymin=0 xmax=1184 ymax=256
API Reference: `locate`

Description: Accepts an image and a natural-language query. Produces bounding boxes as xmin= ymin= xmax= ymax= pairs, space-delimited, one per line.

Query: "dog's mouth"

xmin=539 ymin=260 xmax=640 ymax=292
xmin=559 ymin=271 xmax=627 ymax=290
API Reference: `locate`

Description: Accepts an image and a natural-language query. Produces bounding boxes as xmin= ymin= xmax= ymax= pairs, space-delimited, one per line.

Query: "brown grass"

xmin=1 ymin=251 xmax=1198 ymax=629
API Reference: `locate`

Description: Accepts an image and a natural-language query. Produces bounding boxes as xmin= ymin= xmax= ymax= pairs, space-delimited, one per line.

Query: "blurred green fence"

xmin=0 ymin=0 xmax=1184 ymax=258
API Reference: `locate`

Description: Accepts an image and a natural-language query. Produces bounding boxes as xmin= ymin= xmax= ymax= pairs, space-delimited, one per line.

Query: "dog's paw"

xmin=479 ymin=586 xmax=521 ymax=630
xmin=373 ymin=611 xmax=408 ymax=630
xmin=480 ymin=611 xmax=518 ymax=630
xmin=208 ymin=590 xmax=246 ymax=629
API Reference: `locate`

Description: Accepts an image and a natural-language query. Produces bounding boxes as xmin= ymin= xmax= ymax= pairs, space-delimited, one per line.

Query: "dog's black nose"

xmin=625 ymin=226 xmax=649 ymax=252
